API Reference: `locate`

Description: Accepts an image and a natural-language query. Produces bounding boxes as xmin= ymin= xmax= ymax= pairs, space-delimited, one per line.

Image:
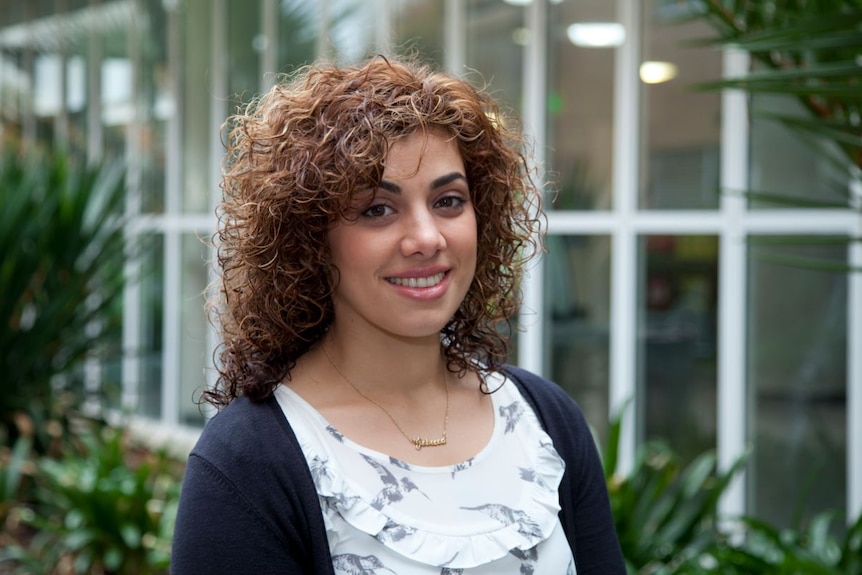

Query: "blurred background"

xmin=1 ymin=0 xmax=860 ymax=572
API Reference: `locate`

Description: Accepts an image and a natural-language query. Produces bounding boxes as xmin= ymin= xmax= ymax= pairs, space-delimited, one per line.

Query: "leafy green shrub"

xmin=0 ymin=146 xmax=128 ymax=452
xmin=1 ymin=425 xmax=180 ymax=574
xmin=719 ymin=511 xmax=862 ymax=575
xmin=602 ymin=407 xmax=862 ymax=574
xmin=602 ymin=408 xmax=746 ymax=574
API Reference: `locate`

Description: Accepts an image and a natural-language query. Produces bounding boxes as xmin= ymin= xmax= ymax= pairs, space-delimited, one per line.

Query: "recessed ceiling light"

xmin=640 ymin=61 xmax=679 ymax=84
xmin=566 ymin=22 xmax=626 ymax=48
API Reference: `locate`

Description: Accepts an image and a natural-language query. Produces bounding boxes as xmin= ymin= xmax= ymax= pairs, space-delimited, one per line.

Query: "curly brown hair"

xmin=204 ymin=56 xmax=542 ymax=407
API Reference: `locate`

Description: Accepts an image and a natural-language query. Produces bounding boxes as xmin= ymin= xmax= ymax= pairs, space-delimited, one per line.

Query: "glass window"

xmin=747 ymin=238 xmax=847 ymax=527
xmin=545 ymin=234 xmax=612 ymax=441
xmin=179 ymin=233 xmax=211 ymax=426
xmin=228 ymin=0 xmax=262 ymax=105
xmin=640 ymin=0 xmax=721 ymax=210
xmin=465 ymin=0 xmax=523 ymax=115
xmin=328 ymin=0 xmax=376 ymax=64
xmin=638 ymin=235 xmax=718 ymax=462
xmin=181 ymin=0 xmax=213 ymax=214
xmin=750 ymin=95 xmax=851 ymax=210
xmin=138 ymin=234 xmax=164 ymax=419
xmin=393 ymin=0 xmax=445 ymax=67
xmin=102 ymin=2 xmax=133 ymax=161
xmin=279 ymin=0 xmax=318 ymax=73
xmin=67 ymin=53 xmax=87 ymax=152
xmin=138 ymin=0 xmax=170 ymax=214
xmin=547 ymin=0 xmax=616 ymax=211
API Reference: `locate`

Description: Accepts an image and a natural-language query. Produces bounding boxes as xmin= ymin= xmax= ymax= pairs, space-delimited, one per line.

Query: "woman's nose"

xmin=400 ymin=210 xmax=446 ymax=257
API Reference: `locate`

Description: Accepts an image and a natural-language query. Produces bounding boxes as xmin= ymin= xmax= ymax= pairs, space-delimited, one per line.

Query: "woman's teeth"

xmin=387 ymin=272 xmax=445 ymax=288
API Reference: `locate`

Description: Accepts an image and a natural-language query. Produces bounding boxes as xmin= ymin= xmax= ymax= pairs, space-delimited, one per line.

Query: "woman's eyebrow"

xmin=430 ymin=172 xmax=467 ymax=189
xmin=378 ymin=172 xmax=467 ymax=194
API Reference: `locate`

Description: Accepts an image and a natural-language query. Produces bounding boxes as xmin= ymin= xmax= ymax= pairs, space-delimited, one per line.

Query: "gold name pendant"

xmin=412 ymin=433 xmax=447 ymax=450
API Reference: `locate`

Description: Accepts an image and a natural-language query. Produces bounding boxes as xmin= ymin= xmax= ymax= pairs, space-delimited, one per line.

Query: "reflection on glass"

xmin=638 ymin=235 xmax=718 ymax=462
xmin=547 ymin=0 xmax=616 ymax=210
xmin=138 ymin=234 xmax=164 ymax=419
xmin=545 ymin=235 xmax=611 ymax=441
xmin=179 ymin=234 xmax=210 ymax=426
xmin=640 ymin=0 xmax=721 ymax=210
xmin=393 ymin=0 xmax=444 ymax=66
xmin=748 ymin=238 xmax=847 ymax=527
xmin=750 ymin=95 xmax=850 ymax=209
xmin=465 ymin=0 xmax=523 ymax=115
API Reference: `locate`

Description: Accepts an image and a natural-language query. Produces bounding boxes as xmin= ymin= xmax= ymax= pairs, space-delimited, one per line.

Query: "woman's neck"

xmin=318 ymin=327 xmax=447 ymax=398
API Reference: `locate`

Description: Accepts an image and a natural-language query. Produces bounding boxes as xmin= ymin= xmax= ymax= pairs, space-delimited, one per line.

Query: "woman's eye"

xmin=435 ymin=195 xmax=467 ymax=210
xmin=362 ymin=204 xmax=393 ymax=218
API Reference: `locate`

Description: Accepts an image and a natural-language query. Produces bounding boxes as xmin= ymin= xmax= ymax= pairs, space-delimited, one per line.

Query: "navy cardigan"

xmin=171 ymin=366 xmax=625 ymax=574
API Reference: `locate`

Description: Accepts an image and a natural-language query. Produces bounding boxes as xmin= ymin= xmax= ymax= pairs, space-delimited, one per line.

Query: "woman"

xmin=171 ymin=56 xmax=624 ymax=575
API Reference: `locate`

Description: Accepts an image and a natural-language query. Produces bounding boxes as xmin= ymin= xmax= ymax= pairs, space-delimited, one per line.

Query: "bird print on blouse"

xmin=518 ymin=466 xmax=551 ymax=490
xmin=376 ymin=519 xmax=417 ymax=544
xmin=322 ymin=490 xmax=362 ymax=514
xmin=389 ymin=456 xmax=412 ymax=471
xmin=361 ymin=453 xmax=429 ymax=510
xmin=276 ymin=383 xmax=575 ymax=574
xmin=332 ymin=553 xmax=395 ymax=574
xmin=307 ymin=454 xmax=332 ymax=485
xmin=326 ymin=425 xmax=345 ymax=442
xmin=510 ymin=546 xmax=538 ymax=575
xmin=459 ymin=503 xmax=545 ymax=542
xmin=450 ymin=457 xmax=474 ymax=479
xmin=499 ymin=401 xmax=524 ymax=433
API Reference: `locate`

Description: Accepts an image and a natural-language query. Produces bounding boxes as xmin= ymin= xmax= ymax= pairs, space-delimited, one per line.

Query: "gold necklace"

xmin=321 ymin=345 xmax=450 ymax=450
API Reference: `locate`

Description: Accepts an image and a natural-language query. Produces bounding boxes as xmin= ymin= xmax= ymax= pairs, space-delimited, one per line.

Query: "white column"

xmin=261 ymin=0 xmax=278 ymax=91
xmin=444 ymin=0 xmax=465 ymax=75
xmin=718 ymin=47 xmax=750 ymax=520
xmin=122 ymin=0 xmax=144 ymax=415
xmin=848 ymin=205 xmax=862 ymax=522
xmin=517 ymin=0 xmax=547 ymax=376
xmin=161 ymin=1 xmax=182 ymax=425
xmin=608 ymin=0 xmax=640 ymax=477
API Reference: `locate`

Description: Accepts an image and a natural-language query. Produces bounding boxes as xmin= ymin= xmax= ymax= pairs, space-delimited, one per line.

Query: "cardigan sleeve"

xmin=170 ymin=397 xmax=333 ymax=575
xmin=171 ymin=453 xmax=312 ymax=575
xmin=504 ymin=365 xmax=626 ymax=575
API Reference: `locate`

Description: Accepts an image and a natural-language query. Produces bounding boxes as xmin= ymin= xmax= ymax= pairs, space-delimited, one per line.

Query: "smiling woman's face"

xmin=327 ymin=130 xmax=478 ymax=341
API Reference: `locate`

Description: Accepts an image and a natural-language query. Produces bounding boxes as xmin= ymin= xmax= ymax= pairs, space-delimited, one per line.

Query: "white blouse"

xmin=274 ymin=372 xmax=576 ymax=574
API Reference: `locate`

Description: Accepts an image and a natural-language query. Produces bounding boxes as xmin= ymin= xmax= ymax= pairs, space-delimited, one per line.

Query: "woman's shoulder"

xmin=501 ymin=365 xmax=580 ymax=409
xmin=191 ymin=395 xmax=300 ymax=471
xmin=499 ymin=364 xmax=592 ymax=443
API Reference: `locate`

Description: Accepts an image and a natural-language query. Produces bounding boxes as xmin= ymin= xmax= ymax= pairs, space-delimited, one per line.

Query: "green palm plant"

xmin=601 ymin=406 xmax=862 ymax=573
xmin=685 ymin=0 xmax=862 ymax=271
xmin=602 ymin=405 xmax=749 ymax=574
xmin=0 ymin=147 xmax=128 ymax=451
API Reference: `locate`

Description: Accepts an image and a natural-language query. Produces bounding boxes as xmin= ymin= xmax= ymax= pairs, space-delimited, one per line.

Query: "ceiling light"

xmin=639 ymin=61 xmax=679 ymax=84
xmin=566 ymin=22 xmax=626 ymax=48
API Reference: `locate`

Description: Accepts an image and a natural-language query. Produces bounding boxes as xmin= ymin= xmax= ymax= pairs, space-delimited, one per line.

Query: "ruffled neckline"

xmin=275 ymin=373 xmax=566 ymax=569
